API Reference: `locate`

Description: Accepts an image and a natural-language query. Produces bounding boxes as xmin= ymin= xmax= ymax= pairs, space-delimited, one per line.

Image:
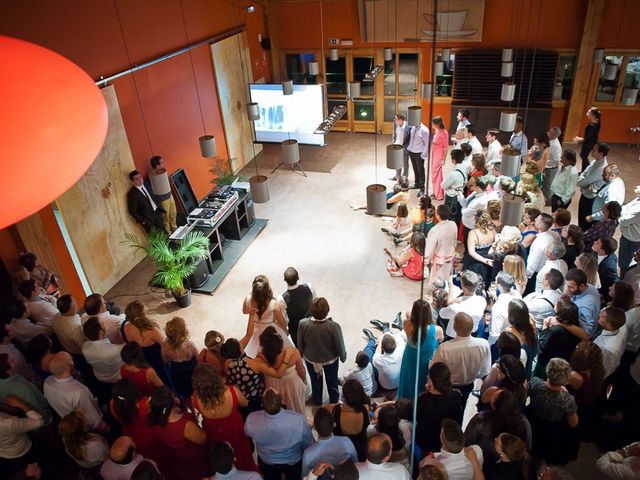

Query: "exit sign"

xmin=328 ymin=38 xmax=339 ymax=45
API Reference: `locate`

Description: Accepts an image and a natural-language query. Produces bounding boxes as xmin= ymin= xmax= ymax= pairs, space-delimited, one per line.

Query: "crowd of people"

xmin=1 ymin=106 xmax=639 ymax=480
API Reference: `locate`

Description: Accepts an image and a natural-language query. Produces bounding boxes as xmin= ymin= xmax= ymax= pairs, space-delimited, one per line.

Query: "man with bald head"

xmin=100 ymin=436 xmax=156 ymax=480
xmin=355 ymin=433 xmax=410 ymax=479
xmin=430 ymin=313 xmax=491 ymax=406
xmin=43 ymin=351 xmax=108 ymax=433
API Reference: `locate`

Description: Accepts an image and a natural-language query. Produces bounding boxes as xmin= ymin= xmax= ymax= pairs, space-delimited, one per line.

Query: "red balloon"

xmin=0 ymin=36 xmax=108 ymax=229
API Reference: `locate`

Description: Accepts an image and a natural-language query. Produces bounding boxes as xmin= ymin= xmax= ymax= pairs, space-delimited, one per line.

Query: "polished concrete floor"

xmin=107 ymin=134 xmax=640 ymax=478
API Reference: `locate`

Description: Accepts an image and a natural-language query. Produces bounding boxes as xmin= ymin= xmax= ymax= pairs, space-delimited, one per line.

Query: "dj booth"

xmin=168 ymin=169 xmax=262 ymax=294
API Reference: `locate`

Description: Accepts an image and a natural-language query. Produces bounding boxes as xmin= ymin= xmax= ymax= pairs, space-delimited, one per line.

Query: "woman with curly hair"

xmin=490 ymin=227 xmax=527 ymax=284
xmin=122 ymin=300 xmax=170 ymax=386
xmin=241 ymin=275 xmax=292 ymax=358
xmin=463 ymin=210 xmax=496 ymax=289
xmin=568 ymin=341 xmax=605 ymax=440
xmin=59 ymin=411 xmax=109 ymax=469
xmin=198 ymin=330 xmax=225 ymax=375
xmin=161 ymin=316 xmax=198 ymax=398
xmin=517 ymin=171 xmax=544 ymax=211
xmin=191 ymin=363 xmax=258 ymax=472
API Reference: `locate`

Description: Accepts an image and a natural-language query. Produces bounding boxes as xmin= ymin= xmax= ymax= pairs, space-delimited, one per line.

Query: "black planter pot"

xmin=174 ymin=289 xmax=192 ymax=308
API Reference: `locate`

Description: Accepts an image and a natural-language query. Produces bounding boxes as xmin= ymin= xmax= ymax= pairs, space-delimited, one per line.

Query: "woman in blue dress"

xmin=397 ymin=299 xmax=443 ymax=399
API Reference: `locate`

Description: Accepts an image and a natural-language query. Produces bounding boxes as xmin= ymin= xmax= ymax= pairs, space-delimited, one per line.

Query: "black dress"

xmin=563 ymin=244 xmax=581 ymax=270
xmin=534 ymin=326 xmax=581 ymax=379
xmin=415 ymin=389 xmax=464 ymax=453
xmin=580 ymin=122 xmax=600 ymax=171
xmin=121 ymin=321 xmax=172 ymax=388
xmin=332 ymin=405 xmax=370 ymax=462
xmin=486 ymin=461 xmax=526 ymax=480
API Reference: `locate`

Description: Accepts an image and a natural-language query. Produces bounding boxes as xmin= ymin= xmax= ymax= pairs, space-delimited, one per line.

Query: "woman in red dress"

xmin=191 ymin=364 xmax=259 ymax=472
xmin=119 ymin=342 xmax=163 ymax=397
xmin=431 ymin=116 xmax=449 ymax=201
xmin=149 ymin=386 xmax=209 ymax=480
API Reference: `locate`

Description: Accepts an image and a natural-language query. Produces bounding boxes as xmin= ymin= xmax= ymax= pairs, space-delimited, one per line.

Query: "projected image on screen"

xmin=249 ymin=84 xmax=325 ymax=146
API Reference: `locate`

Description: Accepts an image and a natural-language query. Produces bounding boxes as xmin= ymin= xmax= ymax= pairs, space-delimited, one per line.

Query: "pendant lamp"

xmin=593 ymin=49 xmax=605 ymax=63
xmin=501 ymin=83 xmax=516 ymax=102
xmin=501 ymin=62 xmax=514 ymax=77
xmin=384 ymin=48 xmax=393 ymax=62
xmin=408 ymin=106 xmax=422 ymax=127
xmin=247 ymin=102 xmax=260 ymax=121
xmin=0 ymin=36 xmax=108 ymax=229
xmin=308 ymin=61 xmax=319 ymax=75
xmin=366 ymin=184 xmax=387 ymax=215
xmin=282 ymin=80 xmax=293 ymax=95
xmin=199 ymin=135 xmax=217 ymax=158
xmin=500 ymin=194 xmax=524 ymax=226
xmin=386 ymin=144 xmax=404 ymax=170
xmin=348 ymin=82 xmax=361 ymax=99
xmin=421 ymin=82 xmax=433 ymax=99
xmin=329 ymin=49 xmax=339 ymax=61
xmin=249 ymin=175 xmax=269 ymax=203
xmin=621 ymin=88 xmax=639 ymax=106
xmin=434 ymin=61 xmax=444 ymax=76
xmin=442 ymin=48 xmax=451 ymax=62
xmin=502 ymin=49 xmax=513 ymax=62
xmin=281 ymin=139 xmax=300 ymax=165
xmin=501 ymin=148 xmax=521 ymax=178
xmin=604 ymin=64 xmax=618 ymax=80
xmin=499 ymin=111 xmax=517 ymax=132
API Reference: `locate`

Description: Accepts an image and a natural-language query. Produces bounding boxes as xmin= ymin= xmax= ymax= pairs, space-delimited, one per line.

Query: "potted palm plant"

xmin=123 ymin=230 xmax=209 ymax=307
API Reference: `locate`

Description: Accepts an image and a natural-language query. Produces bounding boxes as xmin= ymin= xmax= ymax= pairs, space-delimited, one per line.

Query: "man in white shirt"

xmin=0 ymin=396 xmax=44 ymax=464
xmin=18 ymin=279 xmax=58 ymax=326
xmin=441 ymin=150 xmax=467 ymax=225
xmin=355 ymin=433 xmax=410 ymax=480
xmin=524 ymin=269 xmax=564 ymax=330
xmin=460 ymin=143 xmax=473 ymax=175
xmin=465 ymin=125 xmax=483 ymax=155
xmin=203 ymin=440 xmax=262 ymax=480
xmin=622 ymin=249 xmax=640 ymax=305
xmin=51 ymin=294 xmax=84 ymax=355
xmin=422 ymin=420 xmax=484 ymax=480
xmin=100 ymin=436 xmax=159 ymax=480
xmin=577 ymin=142 xmax=608 ymax=229
xmin=82 ymin=316 xmax=124 ymax=384
xmin=431 ymin=312 xmax=491 ymax=404
xmin=596 ymin=442 xmax=640 ymax=480
xmin=364 ymin=329 xmax=406 ymax=391
xmin=550 ymin=149 xmax=580 ymax=211
xmin=390 ymin=113 xmax=410 ymax=180
xmin=489 ymin=272 xmax=521 ymax=345
xmin=451 ymin=108 xmax=471 ymax=147
xmin=587 ymin=164 xmax=625 ymax=223
xmin=508 ymin=117 xmax=528 ymax=161
xmin=440 ymin=272 xmax=487 ymax=338
xmin=535 ymin=242 xmax=568 ymax=293
xmin=485 ymin=128 xmax=502 ymax=166
xmin=82 ymin=293 xmax=124 ymax=344
xmin=619 ymin=186 xmax=640 ymax=274
xmin=526 ymin=213 xmax=559 ymax=288
xmin=543 ymin=127 xmax=563 ymax=203
xmin=9 ymin=302 xmax=51 ymax=346
xmin=458 ymin=176 xmax=490 ymax=231
xmin=0 ymin=322 xmax=34 ymax=381
xmin=594 ymin=307 xmax=628 ymax=378
xmin=43 ymin=352 xmax=108 ymax=433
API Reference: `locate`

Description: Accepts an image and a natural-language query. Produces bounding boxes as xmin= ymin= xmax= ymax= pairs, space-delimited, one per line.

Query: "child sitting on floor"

xmin=341 ymin=351 xmax=377 ymax=397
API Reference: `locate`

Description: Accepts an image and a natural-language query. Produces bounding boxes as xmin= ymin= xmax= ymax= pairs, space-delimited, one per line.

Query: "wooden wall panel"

xmin=211 ymin=32 xmax=263 ymax=173
xmin=55 ymin=86 xmax=146 ymax=294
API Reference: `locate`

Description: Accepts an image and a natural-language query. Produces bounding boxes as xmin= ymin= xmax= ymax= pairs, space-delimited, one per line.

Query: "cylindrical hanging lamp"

xmin=199 ymin=135 xmax=217 ymax=158
xmin=366 ymin=184 xmax=387 ymax=215
xmin=329 ymin=49 xmax=339 ymax=61
xmin=500 ymin=194 xmax=524 ymax=227
xmin=501 ymin=62 xmax=514 ymax=77
xmin=499 ymin=111 xmax=518 ymax=132
xmin=348 ymin=81 xmax=361 ymax=98
xmin=384 ymin=48 xmax=393 ymax=62
xmin=501 ymin=83 xmax=516 ymax=102
xmin=386 ymin=144 xmax=404 ymax=170
xmin=501 ymin=148 xmax=521 ymax=178
xmin=247 ymin=102 xmax=260 ymax=121
xmin=593 ymin=48 xmax=605 ymax=63
xmin=421 ymin=82 xmax=433 ymax=99
xmin=281 ymin=139 xmax=300 ymax=165
xmin=434 ymin=61 xmax=444 ymax=76
xmin=249 ymin=175 xmax=269 ymax=203
xmin=621 ymin=88 xmax=639 ymax=106
xmin=282 ymin=80 xmax=293 ymax=95
xmin=150 ymin=169 xmax=172 ymax=196
xmin=604 ymin=64 xmax=618 ymax=80
xmin=407 ymin=106 xmax=422 ymax=127
xmin=442 ymin=48 xmax=451 ymax=62
xmin=308 ymin=61 xmax=319 ymax=75
xmin=502 ymin=49 xmax=513 ymax=62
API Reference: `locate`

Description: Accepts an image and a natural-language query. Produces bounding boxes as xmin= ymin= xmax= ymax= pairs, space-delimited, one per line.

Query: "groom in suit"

xmin=126 ymin=170 xmax=165 ymax=233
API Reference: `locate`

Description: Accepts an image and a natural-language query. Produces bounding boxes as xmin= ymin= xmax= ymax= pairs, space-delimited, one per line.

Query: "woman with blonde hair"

xmin=502 ymin=255 xmax=528 ymax=295
xmin=58 ymin=411 xmax=109 ymax=469
xmin=517 ymin=173 xmax=544 ymax=211
xmin=123 ymin=300 xmax=170 ymax=386
xmin=463 ymin=211 xmax=496 ymax=288
xmin=241 ymin=275 xmax=292 ymax=358
xmin=575 ymin=252 xmax=600 ymax=288
xmin=198 ymin=330 xmax=225 ymax=375
xmin=162 ymin=316 xmax=198 ymax=398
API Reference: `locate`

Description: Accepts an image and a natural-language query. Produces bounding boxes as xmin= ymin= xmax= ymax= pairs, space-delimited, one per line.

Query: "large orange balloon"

xmin=0 ymin=36 xmax=108 ymax=229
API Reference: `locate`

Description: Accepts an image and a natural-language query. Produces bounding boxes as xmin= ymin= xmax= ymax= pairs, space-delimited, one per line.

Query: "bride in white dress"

xmin=241 ymin=275 xmax=293 ymax=359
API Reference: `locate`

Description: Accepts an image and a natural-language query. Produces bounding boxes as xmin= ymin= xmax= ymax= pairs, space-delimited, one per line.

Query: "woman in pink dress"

xmin=431 ymin=116 xmax=449 ymax=201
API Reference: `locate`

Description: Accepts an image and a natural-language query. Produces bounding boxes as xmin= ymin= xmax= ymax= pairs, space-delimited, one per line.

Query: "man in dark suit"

xmin=126 ymin=170 xmax=165 ymax=233
xmin=595 ymin=237 xmax=620 ymax=302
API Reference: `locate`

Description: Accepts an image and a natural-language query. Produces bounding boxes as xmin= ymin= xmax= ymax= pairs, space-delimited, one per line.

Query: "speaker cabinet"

xmin=187 ymin=257 xmax=210 ymax=289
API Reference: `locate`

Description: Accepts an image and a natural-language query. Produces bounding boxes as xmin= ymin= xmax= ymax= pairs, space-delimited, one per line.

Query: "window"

xmin=435 ymin=53 xmax=455 ymax=97
xmin=383 ymin=52 xmax=421 ymax=124
xmin=554 ymin=55 xmax=576 ymax=100
xmin=596 ymin=55 xmax=624 ymax=102
xmin=622 ymin=56 xmax=640 ymax=105
xmin=325 ymin=56 xmax=346 ymax=95
xmin=398 ymin=53 xmax=419 ymax=96
xmin=353 ymin=57 xmax=375 ymax=97
xmin=593 ymin=54 xmax=640 ymax=105
xmin=284 ymin=52 xmax=317 ymax=84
